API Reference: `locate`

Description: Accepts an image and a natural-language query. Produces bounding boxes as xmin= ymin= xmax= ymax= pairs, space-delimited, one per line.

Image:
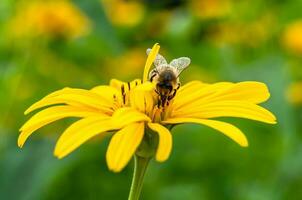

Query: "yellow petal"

xmin=177 ymin=81 xmax=208 ymax=96
xmin=162 ymin=118 xmax=248 ymax=147
xmin=112 ymin=107 xmax=151 ymax=128
xmin=54 ymin=116 xmax=113 ymax=159
xmin=109 ymin=78 xmax=142 ymax=92
xmin=109 ymin=79 xmax=145 ymax=106
xmin=174 ymin=81 xmax=271 ymax=111
xmin=109 ymin=79 xmax=125 ymax=90
xmin=188 ymin=81 xmax=270 ymax=105
xmin=143 ymin=43 xmax=160 ymax=82
xmin=173 ymin=82 xmax=234 ymax=110
xmin=172 ymin=100 xmax=277 ymax=124
xmin=25 ymin=88 xmax=114 ymax=115
xmin=216 ymin=81 xmax=270 ymax=104
xmin=148 ymin=123 xmax=172 ymax=162
xmin=18 ymin=106 xmax=101 ymax=147
xmin=129 ymin=84 xmax=155 ymax=115
xmin=129 ymin=79 xmax=144 ymax=90
xmin=106 ymin=122 xmax=144 ymax=172
xmin=135 ymin=81 xmax=155 ymax=91
xmin=90 ymin=85 xmax=122 ymax=105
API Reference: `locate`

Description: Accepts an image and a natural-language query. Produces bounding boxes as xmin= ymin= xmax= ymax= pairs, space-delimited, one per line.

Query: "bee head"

xmin=156 ymin=70 xmax=176 ymax=94
xmin=157 ymin=81 xmax=173 ymax=91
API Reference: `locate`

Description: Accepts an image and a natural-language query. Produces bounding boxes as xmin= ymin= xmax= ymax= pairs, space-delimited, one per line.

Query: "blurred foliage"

xmin=1 ymin=0 xmax=302 ymax=199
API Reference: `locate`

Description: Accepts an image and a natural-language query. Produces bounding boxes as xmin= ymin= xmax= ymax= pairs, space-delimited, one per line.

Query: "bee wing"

xmin=170 ymin=57 xmax=191 ymax=76
xmin=146 ymin=48 xmax=167 ymax=68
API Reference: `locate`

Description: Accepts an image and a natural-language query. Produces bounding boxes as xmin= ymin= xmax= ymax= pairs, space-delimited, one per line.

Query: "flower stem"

xmin=128 ymin=155 xmax=150 ymax=200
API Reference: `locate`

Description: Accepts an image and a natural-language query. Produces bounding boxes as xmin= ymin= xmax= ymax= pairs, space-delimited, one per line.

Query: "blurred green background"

xmin=1 ymin=0 xmax=302 ymax=199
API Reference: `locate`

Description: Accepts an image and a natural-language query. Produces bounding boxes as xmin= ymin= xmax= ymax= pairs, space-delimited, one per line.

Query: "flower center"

xmin=114 ymin=79 xmax=175 ymax=123
xmin=119 ymin=80 xmax=143 ymax=106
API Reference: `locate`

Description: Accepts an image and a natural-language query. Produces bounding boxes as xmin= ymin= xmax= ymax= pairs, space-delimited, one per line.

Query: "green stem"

xmin=128 ymin=155 xmax=150 ymax=200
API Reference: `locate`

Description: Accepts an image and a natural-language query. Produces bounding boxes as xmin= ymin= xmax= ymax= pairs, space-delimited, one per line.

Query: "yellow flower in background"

xmin=287 ymin=82 xmax=302 ymax=105
xmin=101 ymin=0 xmax=144 ymax=27
xmin=9 ymin=1 xmax=91 ymax=39
xmin=282 ymin=20 xmax=302 ymax=55
xmin=189 ymin=0 xmax=231 ymax=19
xmin=209 ymin=14 xmax=274 ymax=47
xmin=19 ymin=44 xmax=276 ymax=173
xmin=104 ymin=48 xmax=146 ymax=79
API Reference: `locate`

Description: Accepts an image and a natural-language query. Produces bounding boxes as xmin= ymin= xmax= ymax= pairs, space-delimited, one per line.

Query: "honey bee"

xmin=147 ymin=49 xmax=191 ymax=107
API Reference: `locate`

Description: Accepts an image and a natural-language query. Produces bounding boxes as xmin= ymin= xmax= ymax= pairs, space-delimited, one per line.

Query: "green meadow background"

xmin=1 ymin=0 xmax=302 ymax=199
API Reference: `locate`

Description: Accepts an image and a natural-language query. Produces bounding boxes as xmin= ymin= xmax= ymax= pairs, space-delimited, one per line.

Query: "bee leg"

xmin=161 ymin=95 xmax=167 ymax=107
xmin=176 ymin=83 xmax=180 ymax=90
xmin=168 ymin=89 xmax=177 ymax=101
xmin=157 ymin=99 xmax=161 ymax=108
xmin=162 ymin=100 xmax=166 ymax=107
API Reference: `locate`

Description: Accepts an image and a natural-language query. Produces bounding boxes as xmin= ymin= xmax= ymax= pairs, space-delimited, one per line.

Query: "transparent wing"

xmin=170 ymin=57 xmax=191 ymax=76
xmin=146 ymin=48 xmax=167 ymax=68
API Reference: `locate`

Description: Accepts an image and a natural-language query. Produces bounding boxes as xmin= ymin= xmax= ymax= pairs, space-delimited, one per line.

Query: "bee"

xmin=147 ymin=49 xmax=191 ymax=107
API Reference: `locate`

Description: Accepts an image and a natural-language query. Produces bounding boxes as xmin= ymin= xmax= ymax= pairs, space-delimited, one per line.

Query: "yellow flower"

xmin=104 ymin=48 xmax=147 ymax=79
xmin=287 ymin=82 xmax=302 ymax=105
xmin=282 ymin=20 xmax=302 ymax=55
xmin=19 ymin=44 xmax=276 ymax=173
xmin=9 ymin=1 xmax=91 ymax=39
xmin=189 ymin=0 xmax=231 ymax=19
xmin=209 ymin=14 xmax=274 ymax=47
xmin=101 ymin=0 xmax=144 ymax=27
